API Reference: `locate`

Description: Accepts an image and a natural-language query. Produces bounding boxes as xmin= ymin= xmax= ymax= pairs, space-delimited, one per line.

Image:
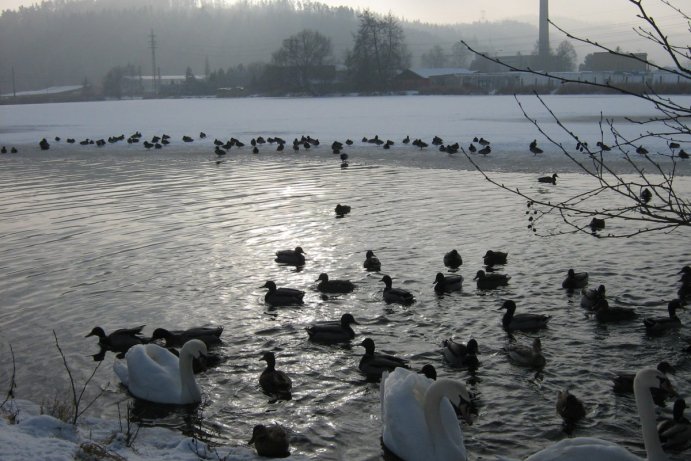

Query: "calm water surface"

xmin=0 ymin=128 xmax=690 ymax=459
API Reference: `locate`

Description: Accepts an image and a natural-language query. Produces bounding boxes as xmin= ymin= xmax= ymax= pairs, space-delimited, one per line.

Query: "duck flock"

xmin=85 ymin=225 xmax=691 ymax=460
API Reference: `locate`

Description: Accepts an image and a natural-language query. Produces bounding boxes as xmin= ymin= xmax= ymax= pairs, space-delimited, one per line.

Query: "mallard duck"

xmin=644 ymin=300 xmax=682 ymax=334
xmin=433 ymin=272 xmax=463 ymax=294
xmin=259 ymin=352 xmax=292 ymax=400
xmin=86 ymin=325 xmax=145 ymax=355
xmin=261 ymin=280 xmax=305 ymax=306
xmin=442 ymin=338 xmax=479 ymax=369
xmin=474 ymin=270 xmax=510 ymax=290
xmin=249 ymin=424 xmax=290 ymax=458
xmin=658 ymin=398 xmax=691 ymax=451
xmin=419 ymin=364 xmax=437 ymax=380
xmin=483 ymin=250 xmax=507 ymax=266
xmin=501 ymin=300 xmax=550 ymax=331
xmin=506 ymin=337 xmax=546 ymax=369
xmin=594 ymin=299 xmax=637 ymax=322
xmin=335 ymin=203 xmax=351 ymax=217
xmin=358 ymin=337 xmax=408 ymax=380
xmin=381 ymin=275 xmax=415 ymax=305
xmin=150 ymin=326 xmax=223 ymax=348
xmin=306 ymin=313 xmax=358 ymax=344
xmin=562 ymin=269 xmax=589 ymax=290
xmin=274 ymin=246 xmax=305 ymax=266
xmin=538 ymin=173 xmax=558 ymax=184
xmin=580 ymin=284 xmax=606 ymax=310
xmin=363 ymin=250 xmax=382 ymax=271
xmin=443 ymin=250 xmax=463 ymax=269
xmin=316 ymin=273 xmax=355 ymax=293
xmin=612 ymin=361 xmax=675 ymax=405
xmin=557 ymin=389 xmax=586 ymax=428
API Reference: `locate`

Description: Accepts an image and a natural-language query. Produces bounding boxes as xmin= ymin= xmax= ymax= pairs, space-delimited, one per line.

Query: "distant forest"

xmin=0 ymin=0 xmax=540 ymax=93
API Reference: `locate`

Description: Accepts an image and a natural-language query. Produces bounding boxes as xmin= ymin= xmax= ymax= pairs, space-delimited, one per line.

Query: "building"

xmin=580 ymin=52 xmax=649 ymax=72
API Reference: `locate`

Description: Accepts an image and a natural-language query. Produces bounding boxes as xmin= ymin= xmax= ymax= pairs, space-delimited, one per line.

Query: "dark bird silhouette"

xmin=557 ymin=390 xmax=586 ymax=432
xmin=182 ymin=135 xmax=194 ymax=143
xmin=442 ymin=338 xmax=479 ymax=369
xmin=335 ymin=203 xmax=351 ymax=217
xmin=483 ymin=250 xmax=508 ymax=266
xmin=640 ymin=188 xmax=652 ymax=204
xmin=529 ymin=139 xmax=543 ymax=154
xmin=151 ymin=326 xmax=223 ymax=348
xmin=636 ymin=145 xmax=649 ymax=155
xmin=433 ymin=272 xmax=463 ymax=294
xmin=261 ymin=280 xmax=305 ymax=307
xmin=538 ymin=173 xmax=558 ymax=184
xmin=501 ymin=300 xmax=550 ymax=331
xmin=589 ymin=217 xmax=605 ymax=231
xmin=474 ymin=270 xmax=510 ymax=290
xmin=562 ymin=269 xmax=589 ymax=290
xmin=468 ymin=143 xmax=477 ymax=153
xmin=316 ymin=273 xmax=355 ymax=293
xmin=39 ymin=138 xmax=50 ymax=150
xmin=249 ymin=424 xmax=290 ymax=458
xmin=478 ymin=145 xmax=491 ymax=155
xmin=86 ymin=325 xmax=145 ymax=357
xmin=275 ymin=246 xmax=305 ymax=266
xmin=644 ymin=300 xmax=682 ymax=334
xmin=306 ymin=313 xmax=358 ymax=344
xmin=594 ymin=299 xmax=637 ymax=323
xmin=380 ymin=275 xmax=415 ymax=305
xmin=443 ymin=249 xmax=463 ymax=269
xmin=259 ymin=352 xmax=292 ymax=400
xmin=358 ymin=337 xmax=408 ymax=380
xmin=678 ymin=149 xmax=689 ymax=159
xmin=363 ymin=250 xmax=382 ymax=271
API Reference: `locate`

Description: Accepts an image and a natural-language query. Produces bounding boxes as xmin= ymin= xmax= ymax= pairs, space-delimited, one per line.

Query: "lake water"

xmin=0 ymin=95 xmax=689 ymax=460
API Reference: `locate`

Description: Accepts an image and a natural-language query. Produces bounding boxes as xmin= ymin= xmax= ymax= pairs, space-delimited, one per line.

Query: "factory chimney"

xmin=539 ymin=0 xmax=550 ymax=65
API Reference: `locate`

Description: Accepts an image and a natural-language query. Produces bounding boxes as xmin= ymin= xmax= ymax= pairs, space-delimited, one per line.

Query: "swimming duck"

xmin=380 ymin=367 xmax=473 ymax=461
xmin=589 ymin=217 xmax=606 ymax=231
xmin=261 ymin=280 xmax=305 ymax=306
xmin=442 ymin=338 xmax=479 ymax=369
xmin=316 ymin=273 xmax=355 ymax=294
xmin=249 ymin=424 xmax=290 ymax=458
xmin=562 ymin=268 xmax=589 ymax=290
xmin=419 ymin=364 xmax=437 ymax=380
xmin=530 ymin=141 xmax=544 ymax=155
xmin=433 ymin=272 xmax=463 ymax=294
xmin=363 ymin=250 xmax=382 ymax=271
xmin=483 ymin=250 xmax=507 ymax=266
xmin=580 ymin=284 xmax=606 ymax=310
xmin=657 ymin=398 xmax=691 ymax=451
xmin=501 ymin=300 xmax=550 ymax=332
xmin=275 ymin=246 xmax=305 ymax=266
xmin=594 ymin=299 xmax=637 ymax=323
xmin=612 ymin=361 xmax=675 ymax=406
xmin=306 ymin=313 xmax=358 ymax=344
xmin=113 ymin=339 xmax=207 ymax=404
xmin=443 ymin=249 xmax=463 ymax=269
xmin=86 ymin=325 xmax=145 ymax=356
xmin=381 ymin=275 xmax=415 ymax=305
xmin=557 ymin=389 xmax=586 ymax=429
xmin=359 ymin=337 xmax=408 ymax=380
xmin=259 ymin=351 xmax=292 ymax=400
xmin=150 ymin=326 xmax=223 ymax=348
xmin=474 ymin=270 xmax=510 ymax=290
xmin=506 ymin=337 xmax=546 ymax=369
xmin=644 ymin=300 xmax=683 ymax=334
xmin=335 ymin=203 xmax=351 ymax=217
xmin=538 ymin=173 xmax=558 ymax=185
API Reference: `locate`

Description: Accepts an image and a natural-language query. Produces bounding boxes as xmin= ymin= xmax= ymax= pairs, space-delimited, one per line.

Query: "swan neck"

xmin=179 ymin=349 xmax=200 ymax=403
xmin=423 ymin=381 xmax=467 ymax=461
xmin=634 ymin=377 xmax=666 ymax=461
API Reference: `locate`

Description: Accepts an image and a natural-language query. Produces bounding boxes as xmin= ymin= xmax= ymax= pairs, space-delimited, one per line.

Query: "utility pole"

xmin=149 ymin=29 xmax=158 ymax=95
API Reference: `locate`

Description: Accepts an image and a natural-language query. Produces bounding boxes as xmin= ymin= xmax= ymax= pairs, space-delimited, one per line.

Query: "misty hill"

xmin=0 ymin=0 xmax=539 ymax=92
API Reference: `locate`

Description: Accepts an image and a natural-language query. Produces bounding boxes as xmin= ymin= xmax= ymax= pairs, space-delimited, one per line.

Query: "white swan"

xmin=113 ymin=339 xmax=207 ymax=405
xmin=380 ymin=367 xmax=472 ymax=461
xmin=521 ymin=367 xmax=669 ymax=461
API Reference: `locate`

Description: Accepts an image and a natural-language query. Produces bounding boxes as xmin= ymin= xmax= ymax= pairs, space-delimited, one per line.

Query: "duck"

xmin=562 ymin=269 xmax=589 ymax=290
xmin=474 ymin=270 xmax=510 ymax=290
xmin=85 ymin=325 xmax=146 ymax=356
xmin=335 ymin=203 xmax=351 ymax=217
xmin=113 ymin=339 xmax=207 ymax=404
xmin=530 ymin=140 xmax=544 ymax=155
xmin=657 ymin=398 xmax=691 ymax=451
xmin=612 ymin=361 xmax=675 ymax=406
xmin=363 ymin=250 xmax=382 ymax=271
xmin=359 ymin=337 xmax=408 ymax=380
xmin=259 ymin=352 xmax=292 ymax=400
xmin=594 ymin=299 xmax=638 ymax=323
xmin=442 ymin=338 xmax=479 ymax=369
xmin=261 ymin=280 xmax=305 ymax=306
xmin=274 ymin=246 xmax=305 ymax=266
xmin=249 ymin=424 xmax=290 ymax=458
xmin=443 ymin=250 xmax=463 ymax=269
xmin=419 ymin=364 xmax=437 ymax=380
xmin=523 ymin=368 xmax=670 ymax=461
xmin=557 ymin=389 xmax=586 ymax=429
xmin=644 ymin=300 xmax=683 ymax=334
xmin=306 ymin=313 xmax=358 ymax=344
xmin=316 ymin=273 xmax=355 ymax=294
xmin=506 ymin=337 xmax=546 ymax=369
xmin=381 ymin=275 xmax=415 ymax=305
xmin=150 ymin=326 xmax=223 ymax=348
xmin=483 ymin=250 xmax=507 ymax=266
xmin=434 ymin=272 xmax=463 ymax=294
xmin=501 ymin=300 xmax=550 ymax=332
xmin=589 ymin=217 xmax=606 ymax=231
xmin=538 ymin=173 xmax=558 ymax=185
xmin=380 ymin=367 xmax=473 ymax=461
xmin=580 ymin=284 xmax=606 ymax=310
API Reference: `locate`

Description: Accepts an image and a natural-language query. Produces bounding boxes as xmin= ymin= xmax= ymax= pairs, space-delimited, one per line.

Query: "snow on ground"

xmin=0 ymin=399 xmax=302 ymax=461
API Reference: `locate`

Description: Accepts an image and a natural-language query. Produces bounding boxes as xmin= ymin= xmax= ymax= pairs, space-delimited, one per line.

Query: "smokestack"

xmin=539 ymin=0 xmax=549 ymax=60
